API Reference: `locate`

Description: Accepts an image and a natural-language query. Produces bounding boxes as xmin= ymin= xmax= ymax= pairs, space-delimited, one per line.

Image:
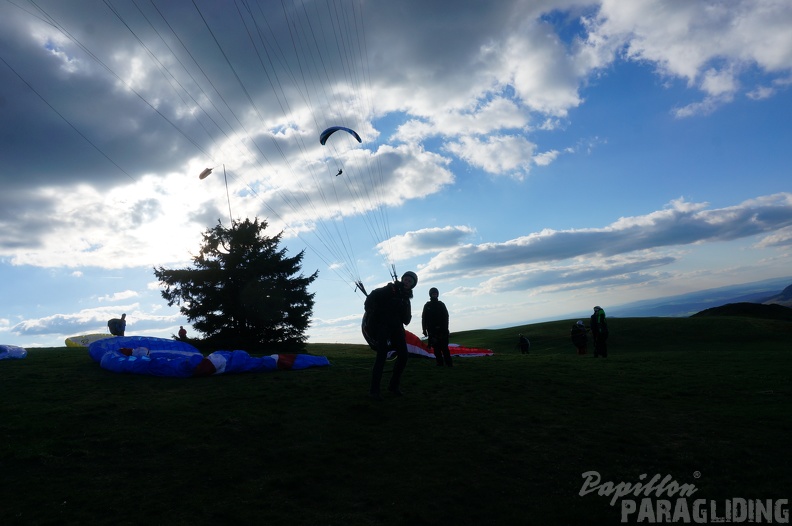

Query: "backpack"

xmin=107 ymin=318 xmax=121 ymax=336
xmin=597 ymin=313 xmax=608 ymax=336
xmin=361 ymin=282 xmax=399 ymax=350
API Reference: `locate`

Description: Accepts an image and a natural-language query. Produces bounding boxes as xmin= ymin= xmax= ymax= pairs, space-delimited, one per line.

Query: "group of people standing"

xmin=362 ymin=271 xmax=613 ymax=398
xmin=570 ymin=306 xmax=609 ymax=357
xmin=363 ymin=271 xmax=453 ymax=400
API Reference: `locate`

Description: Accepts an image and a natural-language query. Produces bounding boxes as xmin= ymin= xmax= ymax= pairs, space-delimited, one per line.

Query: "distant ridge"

xmin=486 ymin=276 xmax=792 ymax=330
xmin=762 ymin=284 xmax=792 ymax=308
xmin=691 ymin=302 xmax=792 ymax=321
xmin=607 ymin=276 xmax=792 ymax=318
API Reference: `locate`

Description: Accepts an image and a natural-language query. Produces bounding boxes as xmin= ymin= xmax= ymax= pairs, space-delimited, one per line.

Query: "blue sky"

xmin=1 ymin=0 xmax=791 ymax=348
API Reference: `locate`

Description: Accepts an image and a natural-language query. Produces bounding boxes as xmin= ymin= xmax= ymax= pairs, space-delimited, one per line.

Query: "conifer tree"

xmin=154 ymin=218 xmax=317 ymax=351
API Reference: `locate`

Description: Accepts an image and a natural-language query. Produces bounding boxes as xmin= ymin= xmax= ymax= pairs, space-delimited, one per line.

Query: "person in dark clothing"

xmin=422 ymin=287 xmax=452 ymax=367
xmin=364 ymin=271 xmax=418 ymax=399
xmin=590 ymin=306 xmax=608 ymax=357
xmin=108 ymin=313 xmax=127 ymax=337
xmin=518 ymin=334 xmax=530 ymax=354
xmin=178 ymin=326 xmax=188 ymax=340
xmin=570 ymin=320 xmax=588 ymax=355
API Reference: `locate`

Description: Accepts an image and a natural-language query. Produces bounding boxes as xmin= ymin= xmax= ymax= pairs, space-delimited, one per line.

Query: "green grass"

xmin=1 ymin=317 xmax=790 ymax=525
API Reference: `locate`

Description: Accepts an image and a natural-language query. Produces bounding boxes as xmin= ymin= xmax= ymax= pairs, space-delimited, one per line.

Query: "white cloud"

xmin=420 ymin=193 xmax=792 ymax=280
xmin=9 ymin=301 xmax=188 ymax=339
xmin=445 ymin=135 xmax=536 ymax=177
xmin=379 ymin=226 xmax=476 ymax=261
xmin=394 ymin=97 xmax=529 ymax=144
xmin=755 ymin=226 xmax=792 ymax=249
xmin=98 ymin=290 xmax=140 ymax=302
xmin=533 ymin=149 xmax=561 ymax=166
xmin=474 ymin=254 xmax=676 ymax=295
xmin=587 ymin=0 xmax=792 ymax=104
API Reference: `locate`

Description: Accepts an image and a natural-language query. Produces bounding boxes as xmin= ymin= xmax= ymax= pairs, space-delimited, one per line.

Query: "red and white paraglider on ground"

xmin=404 ymin=331 xmax=493 ymax=358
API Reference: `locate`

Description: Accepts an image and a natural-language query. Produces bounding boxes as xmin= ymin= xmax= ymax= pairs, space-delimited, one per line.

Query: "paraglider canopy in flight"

xmin=319 ymin=126 xmax=362 ymax=146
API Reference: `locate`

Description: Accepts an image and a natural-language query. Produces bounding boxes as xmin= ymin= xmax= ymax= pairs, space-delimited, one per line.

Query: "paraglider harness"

xmin=108 ymin=318 xmax=124 ymax=336
xmin=361 ymin=284 xmax=403 ymax=351
xmin=359 ymin=268 xmax=403 ymax=351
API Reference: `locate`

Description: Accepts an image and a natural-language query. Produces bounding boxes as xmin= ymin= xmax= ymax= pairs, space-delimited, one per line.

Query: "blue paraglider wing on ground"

xmin=88 ymin=336 xmax=330 ymax=377
xmin=0 ymin=344 xmax=28 ymax=360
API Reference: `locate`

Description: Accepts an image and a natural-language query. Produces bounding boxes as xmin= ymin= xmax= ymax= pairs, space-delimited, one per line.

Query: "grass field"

xmin=1 ymin=317 xmax=790 ymax=525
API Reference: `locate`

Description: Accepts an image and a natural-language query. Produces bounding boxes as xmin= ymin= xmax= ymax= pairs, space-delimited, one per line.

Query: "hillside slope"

xmin=763 ymin=283 xmax=792 ymax=307
xmin=691 ymin=302 xmax=792 ymax=321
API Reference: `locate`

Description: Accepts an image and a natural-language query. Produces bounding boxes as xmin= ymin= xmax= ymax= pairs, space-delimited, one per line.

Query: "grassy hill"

xmin=1 ymin=317 xmax=790 ymax=525
xmin=691 ymin=302 xmax=792 ymax=321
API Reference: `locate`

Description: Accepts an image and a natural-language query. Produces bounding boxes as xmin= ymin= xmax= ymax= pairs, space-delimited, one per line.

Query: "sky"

xmin=1 ymin=0 xmax=791 ymax=348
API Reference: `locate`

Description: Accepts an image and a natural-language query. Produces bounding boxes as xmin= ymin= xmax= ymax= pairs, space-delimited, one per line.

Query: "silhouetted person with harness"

xmin=363 ymin=271 xmax=418 ymax=399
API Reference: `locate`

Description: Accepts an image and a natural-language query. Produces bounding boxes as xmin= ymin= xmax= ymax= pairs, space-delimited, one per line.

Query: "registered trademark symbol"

xmin=693 ymin=471 xmax=701 ymax=478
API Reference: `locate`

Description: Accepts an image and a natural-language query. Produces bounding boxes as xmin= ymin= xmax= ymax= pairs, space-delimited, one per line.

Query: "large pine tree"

xmin=154 ymin=218 xmax=317 ymax=351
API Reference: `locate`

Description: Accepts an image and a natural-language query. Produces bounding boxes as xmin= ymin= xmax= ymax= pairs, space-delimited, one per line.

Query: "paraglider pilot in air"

xmin=422 ymin=287 xmax=452 ymax=367
xmin=364 ymin=271 xmax=418 ymax=399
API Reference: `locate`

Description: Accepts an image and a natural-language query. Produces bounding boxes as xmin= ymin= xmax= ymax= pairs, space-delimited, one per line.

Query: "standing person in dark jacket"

xmin=518 ymin=334 xmax=530 ymax=354
xmin=570 ymin=320 xmax=588 ymax=355
xmin=364 ymin=271 xmax=418 ymax=399
xmin=422 ymin=287 xmax=452 ymax=367
xmin=590 ymin=306 xmax=608 ymax=357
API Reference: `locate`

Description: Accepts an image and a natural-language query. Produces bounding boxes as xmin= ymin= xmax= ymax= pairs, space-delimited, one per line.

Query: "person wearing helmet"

xmin=364 ymin=271 xmax=418 ymax=399
xmin=570 ymin=320 xmax=588 ymax=355
xmin=590 ymin=306 xmax=609 ymax=357
xmin=422 ymin=287 xmax=452 ymax=367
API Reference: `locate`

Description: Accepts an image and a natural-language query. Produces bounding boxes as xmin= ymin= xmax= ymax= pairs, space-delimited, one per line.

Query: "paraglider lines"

xmin=16 ymin=0 xmax=401 ymax=294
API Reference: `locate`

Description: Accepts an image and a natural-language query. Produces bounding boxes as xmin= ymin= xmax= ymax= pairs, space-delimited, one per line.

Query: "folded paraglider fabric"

xmin=89 ymin=336 xmax=200 ymax=362
xmin=88 ymin=336 xmax=330 ymax=377
xmin=65 ymin=333 xmax=114 ymax=348
xmin=0 ymin=344 xmax=28 ymax=360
